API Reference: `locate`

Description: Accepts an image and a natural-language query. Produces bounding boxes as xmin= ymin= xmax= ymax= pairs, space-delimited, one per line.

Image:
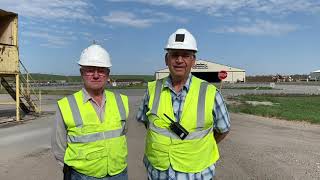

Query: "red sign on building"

xmin=218 ymin=70 xmax=228 ymax=80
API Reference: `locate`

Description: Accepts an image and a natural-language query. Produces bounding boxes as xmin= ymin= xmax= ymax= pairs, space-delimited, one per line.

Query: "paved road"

xmin=0 ymin=91 xmax=147 ymax=180
xmin=0 ymin=89 xmax=320 ymax=180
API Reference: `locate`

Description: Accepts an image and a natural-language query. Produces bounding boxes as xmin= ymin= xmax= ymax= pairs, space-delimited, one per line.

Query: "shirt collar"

xmin=81 ymin=88 xmax=106 ymax=104
xmin=164 ymin=73 xmax=192 ymax=92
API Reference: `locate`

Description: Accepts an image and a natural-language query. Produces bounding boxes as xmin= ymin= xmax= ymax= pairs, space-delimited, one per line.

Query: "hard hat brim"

xmin=164 ymin=47 xmax=198 ymax=52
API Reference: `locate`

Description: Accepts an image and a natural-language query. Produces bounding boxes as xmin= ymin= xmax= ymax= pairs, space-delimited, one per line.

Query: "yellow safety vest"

xmin=145 ymin=76 xmax=219 ymax=173
xmin=57 ymin=90 xmax=129 ymax=178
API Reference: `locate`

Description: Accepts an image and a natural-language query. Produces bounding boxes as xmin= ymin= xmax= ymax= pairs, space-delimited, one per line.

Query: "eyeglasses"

xmin=168 ymin=52 xmax=194 ymax=60
xmin=81 ymin=68 xmax=109 ymax=77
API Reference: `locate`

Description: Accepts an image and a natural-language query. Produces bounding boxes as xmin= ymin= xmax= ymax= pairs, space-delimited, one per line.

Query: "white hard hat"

xmin=165 ymin=28 xmax=198 ymax=52
xmin=78 ymin=44 xmax=112 ymax=68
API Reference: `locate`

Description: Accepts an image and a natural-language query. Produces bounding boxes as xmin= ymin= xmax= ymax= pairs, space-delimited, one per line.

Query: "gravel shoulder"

xmin=216 ymin=113 xmax=320 ymax=180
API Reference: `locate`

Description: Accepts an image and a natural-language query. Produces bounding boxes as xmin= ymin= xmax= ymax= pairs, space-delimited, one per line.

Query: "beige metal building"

xmin=155 ymin=60 xmax=246 ymax=83
xmin=0 ymin=9 xmax=40 ymax=121
xmin=310 ymin=70 xmax=320 ymax=81
xmin=0 ymin=9 xmax=19 ymax=73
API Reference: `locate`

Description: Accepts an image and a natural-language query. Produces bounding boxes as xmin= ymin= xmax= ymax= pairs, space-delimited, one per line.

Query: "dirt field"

xmin=0 ymin=89 xmax=320 ymax=180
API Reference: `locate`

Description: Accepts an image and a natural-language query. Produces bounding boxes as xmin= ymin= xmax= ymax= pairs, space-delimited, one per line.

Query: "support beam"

xmin=16 ymin=74 xmax=20 ymax=121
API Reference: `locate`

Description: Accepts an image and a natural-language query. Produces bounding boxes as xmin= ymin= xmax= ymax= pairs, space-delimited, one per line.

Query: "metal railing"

xmin=19 ymin=59 xmax=41 ymax=113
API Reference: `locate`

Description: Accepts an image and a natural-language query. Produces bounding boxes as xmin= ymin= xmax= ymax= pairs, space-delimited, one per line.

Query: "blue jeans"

xmin=70 ymin=168 xmax=128 ymax=180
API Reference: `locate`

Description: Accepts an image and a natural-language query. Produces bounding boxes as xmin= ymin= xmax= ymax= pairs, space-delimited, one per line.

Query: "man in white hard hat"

xmin=136 ymin=28 xmax=230 ymax=180
xmin=52 ymin=44 xmax=129 ymax=180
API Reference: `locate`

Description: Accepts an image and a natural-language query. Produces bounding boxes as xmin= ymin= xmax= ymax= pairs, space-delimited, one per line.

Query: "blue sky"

xmin=1 ymin=0 xmax=319 ymax=76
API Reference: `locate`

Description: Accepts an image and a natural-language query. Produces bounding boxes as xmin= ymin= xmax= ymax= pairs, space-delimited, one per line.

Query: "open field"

xmin=227 ymin=94 xmax=320 ymax=124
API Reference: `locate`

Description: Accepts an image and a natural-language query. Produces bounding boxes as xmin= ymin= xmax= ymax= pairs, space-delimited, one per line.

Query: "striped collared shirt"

xmin=136 ymin=74 xmax=230 ymax=180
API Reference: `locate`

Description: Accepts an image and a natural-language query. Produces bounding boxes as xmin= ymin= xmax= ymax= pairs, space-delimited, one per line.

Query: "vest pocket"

xmin=68 ymin=144 xmax=107 ymax=160
xmin=151 ymin=143 xmax=169 ymax=153
xmin=85 ymin=149 xmax=108 ymax=160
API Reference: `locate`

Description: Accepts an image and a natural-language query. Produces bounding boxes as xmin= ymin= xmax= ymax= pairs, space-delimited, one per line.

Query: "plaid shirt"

xmin=136 ymin=74 xmax=230 ymax=180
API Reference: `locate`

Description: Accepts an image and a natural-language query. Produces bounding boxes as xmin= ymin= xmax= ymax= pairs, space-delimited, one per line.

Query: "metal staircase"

xmin=0 ymin=77 xmax=30 ymax=113
xmin=0 ymin=60 xmax=41 ymax=115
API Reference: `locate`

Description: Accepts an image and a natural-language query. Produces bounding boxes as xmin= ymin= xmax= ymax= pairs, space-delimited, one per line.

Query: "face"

xmin=165 ymin=49 xmax=196 ymax=80
xmin=80 ymin=66 xmax=109 ymax=92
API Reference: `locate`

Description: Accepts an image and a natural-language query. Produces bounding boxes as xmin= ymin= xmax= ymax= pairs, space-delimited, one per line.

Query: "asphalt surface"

xmin=0 ymin=87 xmax=320 ymax=180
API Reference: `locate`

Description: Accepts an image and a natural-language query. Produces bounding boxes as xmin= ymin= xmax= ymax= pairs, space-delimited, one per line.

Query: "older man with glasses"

xmin=52 ymin=44 xmax=129 ymax=180
xmin=136 ymin=28 xmax=230 ymax=180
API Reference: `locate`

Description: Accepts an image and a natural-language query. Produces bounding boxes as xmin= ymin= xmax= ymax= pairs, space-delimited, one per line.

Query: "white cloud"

xmin=102 ymin=11 xmax=187 ymax=28
xmin=102 ymin=11 xmax=153 ymax=28
xmin=22 ymin=27 xmax=110 ymax=47
xmin=23 ymin=31 xmax=71 ymax=47
xmin=212 ymin=20 xmax=299 ymax=36
xmin=80 ymin=32 xmax=92 ymax=37
xmin=107 ymin=0 xmax=320 ymax=16
xmin=253 ymin=0 xmax=320 ymax=15
xmin=0 ymin=0 xmax=94 ymax=22
xmin=148 ymin=11 xmax=188 ymax=23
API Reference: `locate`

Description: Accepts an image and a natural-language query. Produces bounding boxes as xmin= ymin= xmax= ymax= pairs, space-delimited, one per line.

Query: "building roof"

xmin=156 ymin=59 xmax=245 ymax=73
xmin=0 ymin=9 xmax=18 ymax=17
xmin=312 ymin=69 xmax=320 ymax=73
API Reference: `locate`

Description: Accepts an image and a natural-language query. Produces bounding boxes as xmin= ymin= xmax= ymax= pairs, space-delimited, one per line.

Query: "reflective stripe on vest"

xmin=68 ymin=128 xmax=125 ymax=143
xmin=149 ymin=79 xmax=211 ymax=140
xmin=66 ymin=92 xmax=127 ymax=143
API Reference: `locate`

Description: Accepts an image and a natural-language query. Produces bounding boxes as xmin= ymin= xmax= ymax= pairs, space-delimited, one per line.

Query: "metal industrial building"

xmin=310 ymin=70 xmax=320 ymax=81
xmin=155 ymin=60 xmax=246 ymax=83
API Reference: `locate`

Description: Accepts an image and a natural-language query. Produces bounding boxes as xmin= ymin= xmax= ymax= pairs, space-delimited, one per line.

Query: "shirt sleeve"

xmin=51 ymin=105 xmax=67 ymax=166
xmin=136 ymin=89 xmax=150 ymax=125
xmin=213 ymin=90 xmax=231 ymax=133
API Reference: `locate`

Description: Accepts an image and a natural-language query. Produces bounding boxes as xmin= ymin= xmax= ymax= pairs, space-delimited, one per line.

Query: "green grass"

xmin=39 ymin=89 xmax=77 ymax=95
xmin=111 ymin=75 xmax=154 ymax=82
xmin=107 ymin=85 xmax=147 ymax=89
xmin=228 ymin=94 xmax=320 ymax=124
xmin=28 ymin=73 xmax=80 ymax=82
xmin=223 ymin=86 xmax=274 ymax=90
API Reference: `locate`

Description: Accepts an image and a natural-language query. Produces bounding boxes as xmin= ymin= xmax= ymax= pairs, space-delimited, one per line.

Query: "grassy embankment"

xmin=228 ymin=94 xmax=320 ymax=124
